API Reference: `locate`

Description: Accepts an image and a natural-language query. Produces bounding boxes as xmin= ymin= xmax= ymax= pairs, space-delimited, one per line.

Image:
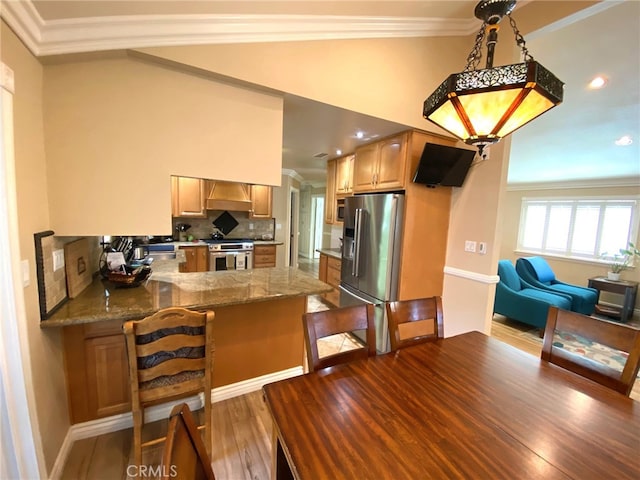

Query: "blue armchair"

xmin=515 ymin=256 xmax=597 ymax=315
xmin=494 ymin=260 xmax=573 ymax=329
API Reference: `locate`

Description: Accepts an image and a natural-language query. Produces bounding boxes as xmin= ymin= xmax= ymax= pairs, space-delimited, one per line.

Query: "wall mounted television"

xmin=413 ymin=142 xmax=476 ymax=188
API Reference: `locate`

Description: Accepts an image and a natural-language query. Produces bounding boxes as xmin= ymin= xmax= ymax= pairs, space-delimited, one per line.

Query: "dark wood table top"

xmin=263 ymin=331 xmax=640 ymax=479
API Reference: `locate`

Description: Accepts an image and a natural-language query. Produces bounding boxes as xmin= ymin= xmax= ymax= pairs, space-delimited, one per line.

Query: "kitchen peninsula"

xmin=42 ymin=263 xmax=331 ymax=424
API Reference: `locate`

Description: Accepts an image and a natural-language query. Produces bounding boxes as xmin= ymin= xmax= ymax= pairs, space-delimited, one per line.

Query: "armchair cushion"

xmin=525 ymin=256 xmax=556 ymax=283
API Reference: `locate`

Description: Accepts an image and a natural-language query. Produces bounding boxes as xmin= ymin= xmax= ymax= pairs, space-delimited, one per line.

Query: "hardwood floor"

xmin=60 ymin=313 xmax=639 ymax=479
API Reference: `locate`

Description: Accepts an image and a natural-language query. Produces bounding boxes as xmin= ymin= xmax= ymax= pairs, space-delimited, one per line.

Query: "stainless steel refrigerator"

xmin=339 ymin=192 xmax=404 ymax=353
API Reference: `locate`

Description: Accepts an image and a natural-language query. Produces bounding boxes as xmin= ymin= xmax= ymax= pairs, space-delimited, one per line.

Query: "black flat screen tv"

xmin=413 ymin=142 xmax=476 ymax=187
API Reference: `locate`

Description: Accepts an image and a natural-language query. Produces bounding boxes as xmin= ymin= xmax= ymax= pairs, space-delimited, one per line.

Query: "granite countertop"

xmin=317 ymin=248 xmax=342 ymax=259
xmin=169 ymin=239 xmax=283 ymax=247
xmin=41 ymin=262 xmax=331 ymax=328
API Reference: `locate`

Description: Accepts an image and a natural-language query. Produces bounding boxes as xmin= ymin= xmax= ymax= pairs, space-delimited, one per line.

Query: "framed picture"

xmin=34 ymin=230 xmax=68 ymax=320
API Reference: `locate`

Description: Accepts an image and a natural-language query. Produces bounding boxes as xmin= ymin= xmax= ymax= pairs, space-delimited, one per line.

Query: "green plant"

xmin=601 ymin=242 xmax=640 ymax=273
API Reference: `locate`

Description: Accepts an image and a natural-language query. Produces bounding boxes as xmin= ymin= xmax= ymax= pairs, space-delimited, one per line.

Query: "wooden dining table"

xmin=262 ymin=331 xmax=640 ymax=479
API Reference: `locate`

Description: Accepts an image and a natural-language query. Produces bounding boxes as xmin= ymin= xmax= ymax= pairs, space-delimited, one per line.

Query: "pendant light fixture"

xmin=423 ymin=0 xmax=564 ymax=154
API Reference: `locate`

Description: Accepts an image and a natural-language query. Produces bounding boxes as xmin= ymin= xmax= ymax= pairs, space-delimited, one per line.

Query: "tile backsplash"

xmin=172 ymin=211 xmax=275 ymax=240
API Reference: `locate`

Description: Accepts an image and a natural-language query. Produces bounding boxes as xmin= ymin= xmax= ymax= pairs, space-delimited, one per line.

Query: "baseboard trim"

xmin=49 ymin=366 xmax=303 ymax=480
xmin=210 ymin=366 xmax=303 ymax=403
xmin=444 ymin=266 xmax=499 ymax=284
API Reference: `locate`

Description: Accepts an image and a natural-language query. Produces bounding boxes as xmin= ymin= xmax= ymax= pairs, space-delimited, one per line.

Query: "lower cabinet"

xmin=254 ymin=244 xmax=277 ymax=268
xmin=319 ymin=253 xmax=341 ymax=306
xmin=64 ymin=320 xmax=131 ymax=424
xmin=179 ymin=245 xmax=209 ymax=272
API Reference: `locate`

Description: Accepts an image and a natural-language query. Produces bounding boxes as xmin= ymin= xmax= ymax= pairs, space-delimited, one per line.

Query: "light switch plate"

xmin=53 ymin=249 xmax=65 ymax=271
xmin=464 ymin=240 xmax=477 ymax=253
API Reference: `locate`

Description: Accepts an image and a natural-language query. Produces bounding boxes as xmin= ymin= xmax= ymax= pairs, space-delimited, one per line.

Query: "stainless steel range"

xmin=207 ymin=239 xmax=253 ymax=271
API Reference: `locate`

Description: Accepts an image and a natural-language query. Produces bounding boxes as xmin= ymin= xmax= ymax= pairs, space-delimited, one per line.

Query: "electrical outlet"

xmin=478 ymin=242 xmax=487 ymax=255
xmin=249 ymin=223 xmax=254 ymax=230
xmin=464 ymin=240 xmax=477 ymax=253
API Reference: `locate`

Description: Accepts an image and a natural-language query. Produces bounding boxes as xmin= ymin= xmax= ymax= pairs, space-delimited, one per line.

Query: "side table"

xmin=587 ymin=277 xmax=638 ymax=322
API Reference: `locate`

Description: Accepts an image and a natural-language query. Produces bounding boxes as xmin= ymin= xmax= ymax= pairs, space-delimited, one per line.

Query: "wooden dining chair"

xmin=386 ymin=296 xmax=444 ymax=351
xmin=123 ymin=307 xmax=215 ymax=466
xmin=303 ymin=304 xmax=376 ymax=372
xmin=542 ymin=307 xmax=640 ymax=396
xmin=160 ymin=403 xmax=216 ymax=480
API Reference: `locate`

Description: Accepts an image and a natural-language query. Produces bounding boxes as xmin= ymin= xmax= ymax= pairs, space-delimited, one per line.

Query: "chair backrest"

xmin=518 ymin=256 xmax=556 ymax=284
xmin=542 ymin=307 xmax=640 ymax=396
xmin=497 ymin=260 xmax=522 ymax=291
xmin=123 ymin=307 xmax=215 ymax=408
xmin=386 ymin=297 xmax=444 ymax=351
xmin=161 ymin=403 xmax=216 ymax=480
xmin=303 ymin=304 xmax=376 ymax=372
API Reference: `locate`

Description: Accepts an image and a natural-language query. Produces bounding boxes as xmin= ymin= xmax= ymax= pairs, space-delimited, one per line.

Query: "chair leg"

xmin=204 ymin=392 xmax=212 ymax=459
xmin=132 ymin=409 xmax=143 ymax=467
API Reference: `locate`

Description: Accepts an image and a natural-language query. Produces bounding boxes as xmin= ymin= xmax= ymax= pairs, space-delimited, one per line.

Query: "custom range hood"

xmin=205 ymin=181 xmax=252 ymax=211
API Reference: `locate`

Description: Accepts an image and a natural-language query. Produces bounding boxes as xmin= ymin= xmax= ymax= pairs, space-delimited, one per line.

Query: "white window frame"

xmin=516 ymin=195 xmax=640 ymax=265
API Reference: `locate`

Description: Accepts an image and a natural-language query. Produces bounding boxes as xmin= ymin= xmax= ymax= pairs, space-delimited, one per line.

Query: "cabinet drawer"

xmin=254 ymin=245 xmax=276 ymax=255
xmin=254 ymin=254 xmax=276 ymax=267
xmin=84 ymin=319 xmax=126 ymax=338
xmin=327 ymin=256 xmax=342 ymax=271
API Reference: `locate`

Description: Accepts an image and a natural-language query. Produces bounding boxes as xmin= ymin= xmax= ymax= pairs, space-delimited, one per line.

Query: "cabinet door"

xmin=353 ymin=143 xmax=379 ymax=193
xmin=324 ymin=160 xmax=337 ymax=224
xmin=376 ymin=134 xmax=407 ymax=191
xmin=319 ymin=253 xmax=328 ymax=282
xmin=250 ymin=185 xmax=273 ymax=219
xmin=196 ymin=246 xmax=208 ymax=271
xmin=85 ymin=334 xmax=131 ymax=419
xmin=172 ymin=176 xmax=206 ymax=218
xmin=336 ymin=155 xmax=354 ymax=195
xmin=179 ymin=246 xmax=198 ymax=272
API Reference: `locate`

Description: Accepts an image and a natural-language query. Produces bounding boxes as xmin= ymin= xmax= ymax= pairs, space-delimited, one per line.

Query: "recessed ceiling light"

xmin=356 ymin=131 xmax=364 ymax=139
xmin=588 ymin=76 xmax=607 ymax=89
xmin=614 ymin=135 xmax=633 ymax=146
xmin=336 ymin=149 xmax=342 ymax=156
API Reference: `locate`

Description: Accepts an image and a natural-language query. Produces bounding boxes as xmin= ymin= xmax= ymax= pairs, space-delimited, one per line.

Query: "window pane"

xmin=571 ymin=206 xmax=599 ymax=255
xmin=522 ymin=205 xmax=546 ymax=249
xmin=546 ymin=206 xmax=571 ymax=251
xmin=600 ymin=206 xmax=632 ymax=255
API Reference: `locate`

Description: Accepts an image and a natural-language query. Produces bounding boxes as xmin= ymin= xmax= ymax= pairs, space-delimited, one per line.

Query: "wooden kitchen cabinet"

xmin=324 ymin=159 xmax=337 ymax=224
xmin=250 ymin=185 xmax=273 ymax=219
xmin=319 ymin=253 xmax=341 ymax=306
xmin=179 ymin=245 xmax=208 ymax=272
xmin=171 ymin=176 xmax=207 ymax=218
xmin=353 ymin=132 xmax=408 ymax=193
xmin=335 ymin=154 xmax=354 ymax=196
xmin=254 ymin=244 xmax=277 ymax=268
xmin=64 ymin=320 xmax=131 ymax=423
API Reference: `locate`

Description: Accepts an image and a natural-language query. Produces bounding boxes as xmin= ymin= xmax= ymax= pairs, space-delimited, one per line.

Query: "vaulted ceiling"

xmin=3 ymin=0 xmax=638 ymax=187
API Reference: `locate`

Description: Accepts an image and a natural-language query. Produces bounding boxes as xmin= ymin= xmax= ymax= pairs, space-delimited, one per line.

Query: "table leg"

xmin=271 ymin=426 xmax=294 ymax=480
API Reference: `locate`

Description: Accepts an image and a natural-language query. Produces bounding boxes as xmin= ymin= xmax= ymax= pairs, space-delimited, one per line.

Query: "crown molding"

xmin=1 ymin=1 xmax=478 ymax=57
xmin=506 ymin=176 xmax=640 ymax=191
xmin=281 ymin=169 xmax=306 ymax=183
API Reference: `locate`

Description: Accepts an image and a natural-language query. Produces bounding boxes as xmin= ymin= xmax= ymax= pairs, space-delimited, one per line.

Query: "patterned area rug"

xmin=548 ymin=331 xmax=628 ymax=372
xmin=519 ymin=314 xmax=640 ymax=375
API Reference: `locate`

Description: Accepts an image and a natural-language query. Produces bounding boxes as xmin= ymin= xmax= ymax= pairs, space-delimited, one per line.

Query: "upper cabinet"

xmin=171 ymin=176 xmax=206 ymax=218
xmin=353 ymin=133 xmax=408 ymax=193
xmin=335 ymin=154 xmax=354 ymax=196
xmin=250 ymin=185 xmax=273 ymax=219
xmin=325 ymin=159 xmax=337 ymax=224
